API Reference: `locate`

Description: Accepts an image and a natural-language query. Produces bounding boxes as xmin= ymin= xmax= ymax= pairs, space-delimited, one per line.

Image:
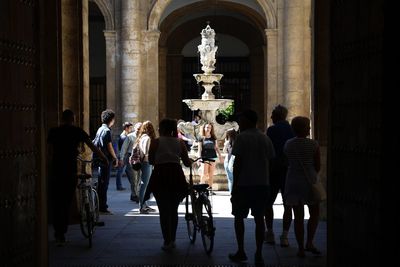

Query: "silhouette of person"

xmin=264 ymin=105 xmax=295 ymax=246
xmin=147 ymin=118 xmax=192 ymax=251
xmin=47 ymin=109 xmax=107 ymax=246
xmin=283 ymin=116 xmax=322 ymax=257
xmin=228 ymin=109 xmax=275 ymax=265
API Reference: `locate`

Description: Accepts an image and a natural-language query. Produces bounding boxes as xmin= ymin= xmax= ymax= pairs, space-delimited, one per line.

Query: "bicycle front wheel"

xmin=92 ymin=188 xmax=99 ymax=224
xmin=200 ymin=199 xmax=214 ymax=254
xmin=79 ymin=190 xmax=90 ymax=238
xmin=185 ymin=195 xmax=196 ymax=243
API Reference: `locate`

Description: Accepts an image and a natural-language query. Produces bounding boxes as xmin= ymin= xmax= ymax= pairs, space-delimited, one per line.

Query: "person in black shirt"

xmin=47 ymin=109 xmax=107 ymax=246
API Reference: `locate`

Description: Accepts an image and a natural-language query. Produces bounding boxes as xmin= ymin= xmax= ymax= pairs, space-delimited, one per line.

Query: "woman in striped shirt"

xmin=283 ymin=116 xmax=322 ymax=258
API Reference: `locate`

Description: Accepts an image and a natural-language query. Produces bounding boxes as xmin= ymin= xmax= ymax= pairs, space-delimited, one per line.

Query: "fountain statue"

xmin=182 ymin=24 xmax=239 ymax=141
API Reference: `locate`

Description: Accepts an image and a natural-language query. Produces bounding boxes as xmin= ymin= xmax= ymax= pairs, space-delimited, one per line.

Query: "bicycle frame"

xmin=77 ymin=157 xmax=99 ymax=248
xmin=185 ymin=158 xmax=215 ymax=254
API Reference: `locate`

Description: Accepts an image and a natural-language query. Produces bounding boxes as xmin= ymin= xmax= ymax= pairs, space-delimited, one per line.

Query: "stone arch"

xmin=90 ymin=0 xmax=114 ymax=30
xmin=148 ymin=0 xmax=277 ymax=31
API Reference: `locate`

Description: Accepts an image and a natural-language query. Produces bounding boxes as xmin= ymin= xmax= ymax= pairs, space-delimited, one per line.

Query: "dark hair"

xmin=239 ymin=109 xmax=258 ymax=125
xmin=272 ymin=105 xmax=288 ymax=121
xmin=101 ymin=109 xmax=115 ymax=125
xmin=159 ymin=118 xmax=178 ymax=137
xmin=226 ymin=129 xmax=237 ymax=146
xmin=61 ymin=109 xmax=74 ymax=122
xmin=291 ymin=116 xmax=310 ymax=137
xmin=122 ymin=121 xmax=133 ymax=129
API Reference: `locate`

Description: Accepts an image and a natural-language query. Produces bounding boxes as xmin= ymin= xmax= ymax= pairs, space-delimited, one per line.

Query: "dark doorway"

xmin=181 ymin=57 xmax=250 ymax=122
xmin=89 ymin=2 xmax=106 ymax=138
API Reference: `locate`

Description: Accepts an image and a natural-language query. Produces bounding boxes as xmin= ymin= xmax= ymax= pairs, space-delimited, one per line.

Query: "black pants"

xmin=98 ymin=163 xmax=112 ymax=211
xmin=51 ymin=175 xmax=76 ymax=239
xmin=154 ymin=192 xmax=181 ymax=244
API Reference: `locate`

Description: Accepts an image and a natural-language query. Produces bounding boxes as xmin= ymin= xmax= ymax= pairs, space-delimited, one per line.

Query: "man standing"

xmin=229 ymin=109 xmax=275 ymax=265
xmin=93 ymin=109 xmax=118 ymax=215
xmin=119 ymin=122 xmax=142 ymax=202
xmin=115 ymin=122 xmax=133 ymax=190
xmin=47 ymin=109 xmax=107 ymax=246
xmin=264 ymin=105 xmax=295 ymax=247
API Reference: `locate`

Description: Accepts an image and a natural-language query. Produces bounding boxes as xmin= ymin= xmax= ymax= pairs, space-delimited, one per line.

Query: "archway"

xmin=157 ymin=1 xmax=268 ymax=125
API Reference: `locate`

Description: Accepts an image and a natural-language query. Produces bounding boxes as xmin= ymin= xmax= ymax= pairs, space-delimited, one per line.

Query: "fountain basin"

xmin=183 ymin=99 xmax=233 ymax=112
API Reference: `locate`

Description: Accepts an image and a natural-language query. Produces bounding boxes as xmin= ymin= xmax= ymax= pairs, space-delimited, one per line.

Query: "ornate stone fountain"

xmin=182 ymin=24 xmax=238 ymax=140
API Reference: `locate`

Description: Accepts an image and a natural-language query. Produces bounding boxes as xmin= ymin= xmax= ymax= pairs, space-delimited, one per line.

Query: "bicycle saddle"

xmin=77 ymin=173 xmax=92 ymax=180
xmin=193 ymin=183 xmax=209 ymax=192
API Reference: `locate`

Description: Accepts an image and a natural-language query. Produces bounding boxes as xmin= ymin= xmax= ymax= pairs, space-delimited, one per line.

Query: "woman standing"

xmin=147 ymin=118 xmax=192 ymax=250
xmin=135 ymin=120 xmax=156 ymax=214
xmin=198 ymin=123 xmax=222 ymax=189
xmin=223 ymin=128 xmax=237 ymax=193
xmin=283 ymin=116 xmax=322 ymax=257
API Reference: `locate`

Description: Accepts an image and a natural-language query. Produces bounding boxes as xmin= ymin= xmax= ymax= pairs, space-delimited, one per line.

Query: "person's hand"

xmin=113 ymin=158 xmax=118 ymax=167
xmin=118 ymin=159 xmax=124 ymax=167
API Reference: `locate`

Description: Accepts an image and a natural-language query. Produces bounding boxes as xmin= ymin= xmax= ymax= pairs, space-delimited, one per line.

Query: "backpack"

xmin=130 ymin=144 xmax=143 ymax=171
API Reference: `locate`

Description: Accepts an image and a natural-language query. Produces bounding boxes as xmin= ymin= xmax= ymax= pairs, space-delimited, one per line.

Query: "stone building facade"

xmin=90 ymin=0 xmax=313 ymax=132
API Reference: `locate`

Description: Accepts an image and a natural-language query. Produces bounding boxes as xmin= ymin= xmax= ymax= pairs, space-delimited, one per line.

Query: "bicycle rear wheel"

xmin=200 ymin=199 xmax=214 ymax=254
xmin=185 ymin=195 xmax=196 ymax=243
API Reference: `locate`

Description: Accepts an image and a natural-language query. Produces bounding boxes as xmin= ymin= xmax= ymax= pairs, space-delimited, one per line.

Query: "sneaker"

xmin=139 ymin=208 xmax=149 ymax=214
xmin=228 ymin=251 xmax=248 ymax=262
xmin=144 ymin=206 xmax=157 ymax=212
xmin=99 ymin=209 xmax=114 ymax=215
xmin=280 ymin=235 xmax=289 ymax=247
xmin=264 ymin=231 xmax=275 ymax=244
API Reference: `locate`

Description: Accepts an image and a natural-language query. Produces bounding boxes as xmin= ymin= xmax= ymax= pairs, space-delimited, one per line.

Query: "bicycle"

xmin=76 ymin=156 xmax=100 ymax=248
xmin=185 ymin=157 xmax=216 ymax=254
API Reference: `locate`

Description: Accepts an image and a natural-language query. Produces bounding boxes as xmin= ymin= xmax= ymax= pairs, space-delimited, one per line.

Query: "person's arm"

xmin=148 ymin=138 xmax=158 ymax=165
xmin=179 ymin=139 xmax=192 ymax=167
xmin=314 ymin=145 xmax=321 ymax=173
xmin=84 ymin=138 xmax=108 ymax=165
xmin=107 ymin=143 xmax=118 ymax=165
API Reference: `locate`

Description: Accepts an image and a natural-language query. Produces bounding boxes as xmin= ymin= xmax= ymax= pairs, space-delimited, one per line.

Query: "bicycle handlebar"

xmin=191 ymin=157 xmax=216 ymax=163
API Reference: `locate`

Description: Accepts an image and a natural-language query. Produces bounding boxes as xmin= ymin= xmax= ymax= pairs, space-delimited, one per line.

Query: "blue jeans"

xmin=98 ymin=163 xmax=112 ymax=211
xmin=224 ymin=158 xmax=233 ymax=193
xmin=139 ymin=161 xmax=152 ymax=208
xmin=115 ymin=155 xmax=135 ymax=191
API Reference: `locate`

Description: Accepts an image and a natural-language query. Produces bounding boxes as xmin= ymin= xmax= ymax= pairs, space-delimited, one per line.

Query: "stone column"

xmin=282 ymin=0 xmax=308 ymax=119
xmin=144 ymin=30 xmax=161 ymax=126
xmin=120 ymin=0 xmax=141 ymax=123
xmin=104 ymin=30 xmax=117 ymax=114
xmin=61 ymin=0 xmax=89 ymax=130
xmin=82 ymin=0 xmax=89 ymax=132
xmin=265 ymin=28 xmax=279 ymax=127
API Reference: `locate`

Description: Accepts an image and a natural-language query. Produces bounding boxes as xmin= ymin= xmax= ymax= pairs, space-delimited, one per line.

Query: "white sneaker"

xmin=264 ymin=231 xmax=275 ymax=244
xmin=280 ymin=235 xmax=289 ymax=247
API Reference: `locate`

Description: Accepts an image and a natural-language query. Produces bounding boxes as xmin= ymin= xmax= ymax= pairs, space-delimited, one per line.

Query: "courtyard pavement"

xmin=49 ymin=175 xmax=327 ymax=267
